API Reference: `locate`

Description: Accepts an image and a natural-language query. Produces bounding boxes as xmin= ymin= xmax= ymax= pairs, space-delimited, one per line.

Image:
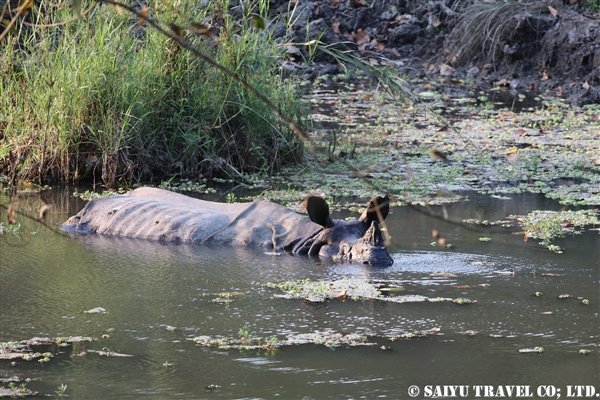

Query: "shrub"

xmin=0 ymin=0 xmax=304 ymax=185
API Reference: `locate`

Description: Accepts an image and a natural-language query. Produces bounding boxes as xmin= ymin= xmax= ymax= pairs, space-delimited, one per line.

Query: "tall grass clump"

xmin=446 ymin=0 xmax=548 ymax=66
xmin=0 ymin=0 xmax=304 ymax=186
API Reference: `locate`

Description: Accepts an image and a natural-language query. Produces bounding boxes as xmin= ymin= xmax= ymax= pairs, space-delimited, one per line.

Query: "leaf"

xmin=108 ymin=2 xmax=124 ymax=15
xmin=331 ymin=0 xmax=343 ymax=5
xmin=547 ymin=5 xmax=558 ymax=16
xmin=19 ymin=0 xmax=34 ymax=15
xmin=189 ymin=22 xmax=219 ymax=41
xmin=39 ymin=204 xmax=52 ymax=220
xmin=252 ymin=15 xmax=265 ymax=30
xmin=169 ymin=23 xmax=184 ymax=37
xmin=7 ymin=205 xmax=16 ymax=225
xmin=138 ymin=6 xmax=148 ymax=27
xmin=429 ymin=149 xmax=448 ymax=160
xmin=514 ymin=128 xmax=527 ymax=136
xmin=331 ymin=21 xmax=340 ymax=34
xmin=351 ymin=29 xmax=369 ymax=45
xmin=430 ymin=14 xmax=442 ymax=27
xmin=439 ymin=63 xmax=454 ymax=76
xmin=350 ymin=0 xmax=368 ymax=7
xmin=541 ymin=71 xmax=549 ymax=81
xmin=72 ymin=0 xmax=81 ymax=18
xmin=583 ymin=80 xmax=590 ymax=90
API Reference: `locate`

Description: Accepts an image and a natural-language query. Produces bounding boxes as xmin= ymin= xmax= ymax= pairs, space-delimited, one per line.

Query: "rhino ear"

xmin=359 ymin=195 xmax=390 ymax=225
xmin=305 ymin=196 xmax=335 ymax=228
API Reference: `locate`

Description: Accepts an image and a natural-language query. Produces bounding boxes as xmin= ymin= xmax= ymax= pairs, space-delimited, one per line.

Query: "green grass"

xmin=0 ymin=0 xmax=304 ymax=186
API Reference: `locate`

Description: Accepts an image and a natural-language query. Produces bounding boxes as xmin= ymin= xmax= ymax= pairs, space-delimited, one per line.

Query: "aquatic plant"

xmin=189 ymin=330 xmax=376 ymax=351
xmin=519 ymin=209 xmax=599 ymax=252
xmin=264 ymin=278 xmax=476 ymax=305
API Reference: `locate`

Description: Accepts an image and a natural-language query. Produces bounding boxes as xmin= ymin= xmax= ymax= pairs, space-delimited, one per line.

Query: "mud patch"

xmin=269 ymin=0 xmax=599 ymax=106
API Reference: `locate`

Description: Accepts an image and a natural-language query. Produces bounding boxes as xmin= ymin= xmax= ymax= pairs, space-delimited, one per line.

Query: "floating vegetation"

xmin=479 ymin=237 xmax=492 ymax=242
xmin=84 ymin=349 xmax=133 ymax=357
xmin=581 ymin=299 xmax=590 ymax=305
xmin=84 ymin=307 xmax=107 ymax=314
xmin=0 ymin=382 xmax=37 ymax=398
xmin=462 ymin=330 xmax=478 ymax=336
xmin=73 ymin=189 xmax=128 ymax=201
xmin=492 ymin=270 xmax=515 ymax=275
xmin=453 ymin=298 xmax=477 ymax=304
xmin=1 ymin=337 xmax=94 ymax=361
xmin=558 ymin=294 xmax=571 ymax=299
xmin=189 ymin=330 xmax=376 ymax=351
xmin=206 ymin=384 xmax=221 ymax=390
xmin=159 ymin=179 xmax=217 ymax=194
xmin=579 ymin=349 xmax=592 ymax=355
xmin=432 ymin=272 xmax=458 ymax=278
xmin=264 ymin=278 xmax=476 ymax=305
xmin=517 ymin=210 xmax=599 ymax=252
xmin=519 ymin=347 xmax=544 ymax=353
xmin=388 ymin=331 xmax=430 ymax=341
xmin=203 ymin=291 xmax=245 ymax=305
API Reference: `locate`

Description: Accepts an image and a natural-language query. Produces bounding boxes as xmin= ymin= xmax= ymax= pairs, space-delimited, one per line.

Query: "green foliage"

xmin=521 ymin=209 xmax=599 ymax=251
xmin=0 ymin=0 xmax=304 ymax=185
xmin=581 ymin=0 xmax=600 ymax=12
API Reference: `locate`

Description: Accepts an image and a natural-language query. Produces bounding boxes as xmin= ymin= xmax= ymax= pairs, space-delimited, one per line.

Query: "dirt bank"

xmin=269 ymin=0 xmax=600 ymax=106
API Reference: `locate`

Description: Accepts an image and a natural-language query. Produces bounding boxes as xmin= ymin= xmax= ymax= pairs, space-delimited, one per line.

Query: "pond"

xmin=1 ymin=188 xmax=598 ymax=399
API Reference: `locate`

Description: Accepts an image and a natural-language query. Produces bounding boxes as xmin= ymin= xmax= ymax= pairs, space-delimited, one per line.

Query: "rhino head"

xmin=294 ymin=195 xmax=394 ymax=266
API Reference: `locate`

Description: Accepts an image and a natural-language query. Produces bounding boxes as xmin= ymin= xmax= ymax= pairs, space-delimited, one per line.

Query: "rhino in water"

xmin=62 ymin=187 xmax=393 ymax=266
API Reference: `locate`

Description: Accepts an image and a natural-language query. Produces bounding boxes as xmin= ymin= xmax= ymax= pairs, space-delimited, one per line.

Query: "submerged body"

xmin=62 ymin=187 xmax=393 ymax=266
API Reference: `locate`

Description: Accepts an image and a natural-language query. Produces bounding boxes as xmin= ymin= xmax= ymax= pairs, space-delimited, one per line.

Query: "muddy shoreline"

xmin=270 ymin=0 xmax=600 ymax=106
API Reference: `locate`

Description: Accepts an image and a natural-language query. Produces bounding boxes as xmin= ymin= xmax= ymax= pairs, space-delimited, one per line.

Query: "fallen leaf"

xmin=439 ymin=63 xmax=455 ymax=76
xmin=429 ymin=149 xmax=448 ymax=160
xmin=331 ymin=0 xmax=343 ymax=5
xmin=252 ymin=15 xmax=266 ymax=30
xmin=514 ymin=128 xmax=527 ymax=136
xmin=331 ymin=21 xmax=340 ymax=34
xmin=138 ymin=6 xmax=148 ymax=27
xmin=39 ymin=204 xmax=52 ymax=220
xmin=430 ymin=14 xmax=442 ymax=27
xmin=583 ymin=80 xmax=590 ymax=90
xmin=541 ymin=71 xmax=549 ymax=81
xmin=547 ymin=5 xmax=558 ymax=16
xmin=7 ymin=205 xmax=16 ymax=225
xmin=352 ymin=29 xmax=370 ymax=45
xmin=350 ymin=0 xmax=368 ymax=7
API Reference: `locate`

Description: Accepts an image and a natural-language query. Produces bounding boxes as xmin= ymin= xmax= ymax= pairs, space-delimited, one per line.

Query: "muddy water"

xmin=1 ymin=189 xmax=598 ymax=399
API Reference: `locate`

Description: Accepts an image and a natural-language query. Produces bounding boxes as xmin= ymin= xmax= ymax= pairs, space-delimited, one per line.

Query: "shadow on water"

xmin=1 ymin=188 xmax=598 ymax=398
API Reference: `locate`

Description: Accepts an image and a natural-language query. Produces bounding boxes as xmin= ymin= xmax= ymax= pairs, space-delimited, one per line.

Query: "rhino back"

xmin=62 ymin=187 xmax=322 ymax=249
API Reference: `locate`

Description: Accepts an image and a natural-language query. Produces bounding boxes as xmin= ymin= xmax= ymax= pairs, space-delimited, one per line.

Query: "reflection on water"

xmin=1 ymin=188 xmax=598 ymax=398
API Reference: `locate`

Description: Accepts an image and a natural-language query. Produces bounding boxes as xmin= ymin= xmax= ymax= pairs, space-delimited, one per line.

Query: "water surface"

xmin=1 ymin=189 xmax=598 ymax=398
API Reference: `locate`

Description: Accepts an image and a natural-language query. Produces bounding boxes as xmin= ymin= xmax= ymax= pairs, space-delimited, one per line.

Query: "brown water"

xmin=1 ymin=188 xmax=598 ymax=399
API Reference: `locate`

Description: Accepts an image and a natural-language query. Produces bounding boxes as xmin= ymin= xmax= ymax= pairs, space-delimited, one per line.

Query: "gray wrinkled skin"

xmin=62 ymin=187 xmax=393 ymax=266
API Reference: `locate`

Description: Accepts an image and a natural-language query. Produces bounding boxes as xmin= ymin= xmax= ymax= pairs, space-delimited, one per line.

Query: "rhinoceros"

xmin=62 ymin=187 xmax=393 ymax=266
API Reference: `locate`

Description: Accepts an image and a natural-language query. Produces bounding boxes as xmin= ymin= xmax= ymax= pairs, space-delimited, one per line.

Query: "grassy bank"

xmin=0 ymin=0 xmax=304 ymax=186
